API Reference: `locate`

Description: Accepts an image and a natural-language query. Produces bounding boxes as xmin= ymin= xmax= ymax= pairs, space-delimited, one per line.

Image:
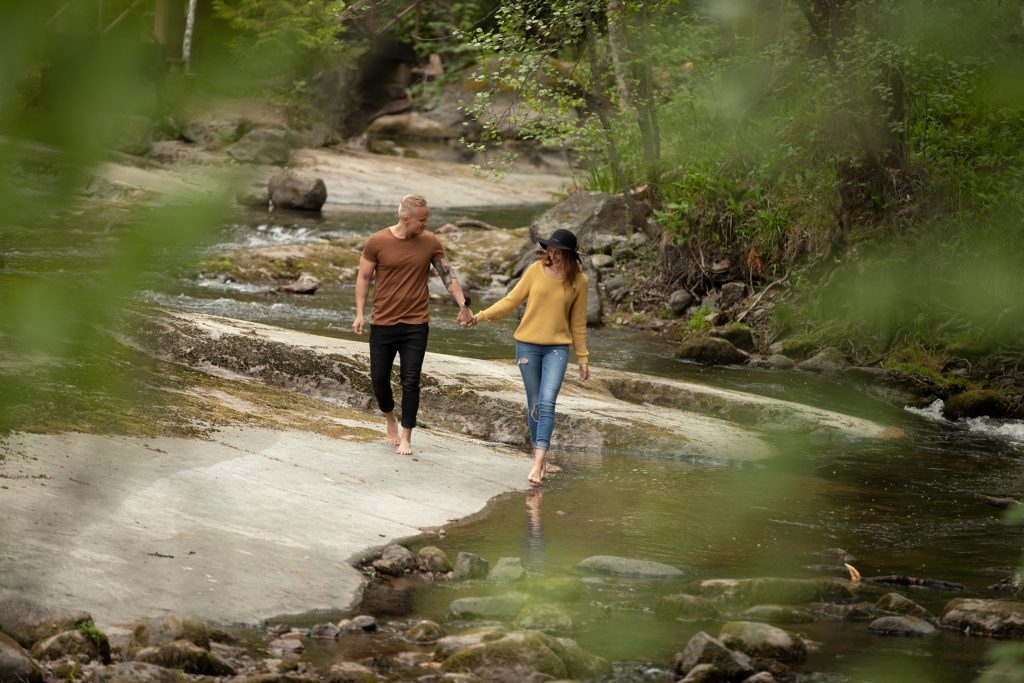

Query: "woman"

xmin=469 ymin=228 xmax=590 ymax=484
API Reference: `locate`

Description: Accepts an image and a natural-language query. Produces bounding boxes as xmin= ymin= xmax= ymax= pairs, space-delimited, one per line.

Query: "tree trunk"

xmin=182 ymin=0 xmax=198 ymax=74
xmin=606 ymin=0 xmax=633 ymax=110
xmin=584 ymin=14 xmax=638 ymax=232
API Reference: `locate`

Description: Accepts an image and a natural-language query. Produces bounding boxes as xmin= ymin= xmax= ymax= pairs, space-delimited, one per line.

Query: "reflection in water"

xmin=522 ymin=489 xmax=545 ymax=566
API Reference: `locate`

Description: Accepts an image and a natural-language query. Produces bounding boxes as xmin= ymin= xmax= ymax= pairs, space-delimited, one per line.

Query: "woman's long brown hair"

xmin=540 ymin=247 xmax=581 ymax=291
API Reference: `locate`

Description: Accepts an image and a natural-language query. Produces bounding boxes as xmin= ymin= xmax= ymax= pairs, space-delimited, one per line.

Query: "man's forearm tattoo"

xmin=432 ymin=257 xmax=456 ymax=294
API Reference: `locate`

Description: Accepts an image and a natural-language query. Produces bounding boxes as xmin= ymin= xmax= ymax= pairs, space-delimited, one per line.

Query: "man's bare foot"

xmin=384 ymin=413 xmax=400 ymax=446
xmin=395 ymin=428 xmax=413 ymax=456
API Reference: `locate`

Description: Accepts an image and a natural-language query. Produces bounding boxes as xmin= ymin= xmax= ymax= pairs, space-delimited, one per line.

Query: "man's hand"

xmin=579 ymin=363 xmax=590 ymax=383
xmin=457 ymin=307 xmax=475 ymax=328
xmin=352 ymin=314 xmax=365 ymax=335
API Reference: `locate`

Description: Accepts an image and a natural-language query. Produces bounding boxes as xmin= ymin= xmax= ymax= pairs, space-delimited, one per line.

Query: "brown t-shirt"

xmin=362 ymin=227 xmax=445 ymax=326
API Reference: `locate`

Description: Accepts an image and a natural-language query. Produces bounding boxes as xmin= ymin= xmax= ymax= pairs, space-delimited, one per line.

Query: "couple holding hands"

xmin=352 ymin=194 xmax=589 ymax=485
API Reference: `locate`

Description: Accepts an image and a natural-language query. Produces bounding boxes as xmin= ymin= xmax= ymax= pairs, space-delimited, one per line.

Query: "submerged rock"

xmin=514 ymin=604 xmax=574 ymax=632
xmin=655 ymin=594 xmax=720 ymax=621
xmin=941 ymin=598 xmax=1024 ymax=638
xmin=404 ymin=621 xmax=445 ymax=644
xmin=489 ymin=557 xmax=526 ymax=582
xmin=740 ymin=604 xmax=816 ymax=624
xmin=450 ymin=593 xmax=529 ymax=620
xmin=869 ymin=616 xmax=937 ymax=637
xmin=452 ymin=552 xmax=490 ymax=580
xmin=697 ymin=577 xmax=854 ymax=606
xmin=576 ymin=555 xmax=684 ymax=579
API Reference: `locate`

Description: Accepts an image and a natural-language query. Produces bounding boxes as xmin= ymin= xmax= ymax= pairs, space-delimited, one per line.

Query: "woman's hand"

xmin=579 ymin=363 xmax=590 ymax=383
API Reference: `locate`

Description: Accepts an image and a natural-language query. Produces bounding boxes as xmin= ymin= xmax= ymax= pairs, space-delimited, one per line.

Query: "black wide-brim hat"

xmin=536 ymin=228 xmax=583 ymax=262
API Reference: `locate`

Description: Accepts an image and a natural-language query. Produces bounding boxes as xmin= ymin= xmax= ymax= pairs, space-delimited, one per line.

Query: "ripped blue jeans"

xmin=515 ymin=341 xmax=570 ymax=451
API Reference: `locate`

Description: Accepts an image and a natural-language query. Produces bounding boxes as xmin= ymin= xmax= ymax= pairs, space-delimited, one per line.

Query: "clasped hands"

xmin=457 ymin=307 xmax=477 ymax=328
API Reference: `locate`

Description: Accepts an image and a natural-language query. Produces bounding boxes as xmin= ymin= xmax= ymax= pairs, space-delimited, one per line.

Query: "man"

xmin=353 ymin=194 xmax=473 ymax=455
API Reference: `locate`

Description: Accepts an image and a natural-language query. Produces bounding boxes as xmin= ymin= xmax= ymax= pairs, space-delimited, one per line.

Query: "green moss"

xmin=685 ymin=306 xmax=712 ymax=331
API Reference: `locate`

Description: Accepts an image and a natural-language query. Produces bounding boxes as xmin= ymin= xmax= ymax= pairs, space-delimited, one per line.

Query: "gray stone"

xmin=740 ymin=604 xmax=815 ymax=624
xmin=592 ymin=233 xmax=626 ymax=253
xmin=0 ymin=598 xmax=91 ymax=648
xmin=133 ymin=639 xmax=235 ymax=676
xmin=418 ymin=546 xmax=453 ymax=573
xmin=373 ymin=544 xmax=416 ymax=576
xmin=325 ymin=662 xmax=378 ymax=683
xmin=268 ymin=170 xmax=327 ymax=212
xmin=719 ymin=621 xmax=807 ymax=662
xmin=766 ymin=354 xmax=794 ymax=370
xmin=309 ymin=623 xmax=340 ymax=640
xmin=0 ymin=632 xmax=43 ymax=683
xmin=338 ymin=615 xmax=377 ymax=633
xmin=453 ymin=552 xmax=490 ymax=580
xmin=404 ymin=620 xmax=445 ymax=644
xmin=675 ymin=337 xmax=749 ymax=366
xmin=228 ymin=128 xmax=292 ymax=165
xmin=31 ymin=628 xmax=110 ymax=663
xmin=708 ymin=325 xmax=755 ymax=352
xmin=655 ymin=594 xmax=719 ymax=621
xmin=868 ymin=616 xmax=937 ymax=637
xmin=435 ymin=627 xmax=507 ymax=660
xmin=278 ymin=273 xmax=321 ymax=294
xmin=236 ymin=185 xmax=271 ymax=208
xmin=514 ymin=604 xmax=574 ymax=632
xmin=129 ymin=616 xmax=211 ymax=651
xmin=267 ymin=637 xmax=304 ymax=657
xmin=875 ymin=593 xmax=934 ymax=621
xmin=719 ymin=282 xmax=748 ymax=309
xmin=489 ymin=557 xmax=526 ymax=582
xmin=941 ymin=598 xmax=1024 ymax=638
xmin=673 ymin=631 xmax=753 ymax=680
xmin=590 ymin=254 xmax=614 ymax=269
xmin=529 ymin=192 xmax=628 ymax=253
xmin=576 ymin=555 xmax=684 ymax=579
xmin=90 ymin=662 xmax=185 ymax=683
xmin=366 ymin=112 xmax=457 ymax=140
xmin=795 ymin=348 xmax=849 ymax=374
xmin=450 ymin=594 xmax=529 ymax=620
xmin=669 ymin=289 xmax=695 ymax=314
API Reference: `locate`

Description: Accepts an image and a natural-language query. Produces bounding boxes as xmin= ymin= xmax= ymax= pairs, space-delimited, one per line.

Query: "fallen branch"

xmin=975 ymin=493 xmax=1021 ymax=509
xmin=455 ymin=218 xmax=499 ymax=230
xmin=846 ymin=563 xmax=963 ymax=591
xmin=736 ymin=276 xmax=788 ymax=323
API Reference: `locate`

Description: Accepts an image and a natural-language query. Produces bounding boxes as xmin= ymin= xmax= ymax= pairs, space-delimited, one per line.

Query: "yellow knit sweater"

xmin=476 ymin=261 xmax=590 ymax=362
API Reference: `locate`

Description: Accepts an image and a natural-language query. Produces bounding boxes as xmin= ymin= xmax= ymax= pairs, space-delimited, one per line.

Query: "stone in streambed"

xmin=719 ymin=621 xmax=807 ymax=662
xmin=655 ymin=594 xmax=719 ymax=621
xmin=489 ymin=557 xmax=525 ymax=582
xmin=941 ymin=598 xmax=1024 ymax=638
xmin=0 ymin=597 xmax=92 ymax=648
xmin=696 ymin=577 xmax=854 ymax=606
xmin=417 ymin=546 xmax=452 ymax=573
xmin=372 ymin=544 xmax=415 ymax=576
xmin=868 ymin=616 xmax=937 ymax=637
xmin=673 ymin=631 xmax=754 ymax=681
xmin=576 ymin=555 xmax=684 ymax=579
xmin=675 ymin=336 xmax=749 ymax=366
xmin=133 ymin=640 xmax=236 ymax=676
xmin=0 ymin=632 xmax=44 ymax=683
xmin=452 ymin=552 xmax=489 ymax=580
xmin=31 ymin=628 xmax=111 ymax=663
xmin=450 ymin=593 xmax=529 ymax=620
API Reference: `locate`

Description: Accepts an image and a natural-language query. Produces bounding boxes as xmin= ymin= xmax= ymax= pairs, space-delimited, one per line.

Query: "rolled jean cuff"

xmin=532 ymin=441 xmax=549 ymax=451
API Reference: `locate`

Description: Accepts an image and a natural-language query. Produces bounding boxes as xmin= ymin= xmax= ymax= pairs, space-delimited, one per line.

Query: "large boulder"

xmin=673 ymin=631 xmax=754 ymax=681
xmin=228 ymin=128 xmax=293 ymax=165
xmin=0 ymin=633 xmax=43 ymax=683
xmin=0 ymin=598 xmax=91 ymax=648
xmin=708 ymin=325 xmax=755 ymax=352
xmin=675 ymin=336 xmax=749 ymax=366
xmin=942 ymin=389 xmax=1009 ymax=420
xmin=941 ymin=598 xmax=1024 ymax=638
xmin=528 ymin=192 xmax=629 ymax=253
xmin=268 ymin=171 xmax=328 ymax=212
xmin=718 ymin=621 xmax=807 ymax=662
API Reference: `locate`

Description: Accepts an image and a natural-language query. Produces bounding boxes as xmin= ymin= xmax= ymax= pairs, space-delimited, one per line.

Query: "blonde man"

xmin=353 ymin=194 xmax=474 ymax=455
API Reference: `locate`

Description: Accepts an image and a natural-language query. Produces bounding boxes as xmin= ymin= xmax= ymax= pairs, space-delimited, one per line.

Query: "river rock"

xmin=417 ymin=546 xmax=452 ymax=573
xmin=673 ymin=631 xmax=754 ymax=681
xmin=90 ymin=662 xmax=186 ymax=683
xmin=133 ymin=640 xmax=235 ymax=676
xmin=129 ymin=616 xmax=211 ymax=651
xmin=528 ymin=192 xmax=629 ymax=252
xmin=719 ymin=282 xmax=748 ymax=309
xmin=719 ymin=621 xmax=807 ymax=662
xmin=435 ymin=627 xmax=507 ymax=660
xmin=708 ymin=325 xmax=755 ymax=352
xmin=267 ymin=638 xmax=304 ymax=657
xmin=229 ymin=128 xmax=292 ymax=165
xmin=868 ymin=616 xmax=937 ymax=637
xmin=766 ymin=354 xmax=795 ymax=369
xmin=875 ymin=593 xmax=934 ymax=621
xmin=941 ymin=598 xmax=1024 ymax=637
xmin=453 ymin=552 xmax=490 ymax=580
xmin=325 ymin=662 xmax=378 ymax=683
xmin=489 ymin=557 xmax=526 ymax=582
xmin=404 ymin=620 xmax=445 ymax=644
xmin=269 ymin=171 xmax=328 ymax=212
xmin=697 ymin=578 xmax=855 ymax=606
xmin=338 ymin=615 xmax=377 ymax=633
xmin=675 ymin=336 xmax=749 ymax=366
xmin=309 ymin=623 xmax=340 ymax=640
xmin=669 ymin=289 xmax=695 ymax=314
xmin=450 ymin=594 xmax=529 ymax=620
xmin=236 ymin=184 xmax=271 ymax=208
xmin=655 ymin=594 xmax=720 ymax=621
xmin=942 ymin=389 xmax=1009 ymax=420
xmin=31 ymin=628 xmax=110 ymax=663
xmin=591 ymin=254 xmax=614 ymax=269
xmin=740 ymin=605 xmax=816 ymax=624
xmin=0 ymin=632 xmax=43 ymax=683
xmin=367 ymin=112 xmax=458 ymax=140
xmin=514 ymin=604 xmax=574 ymax=632
xmin=373 ymin=544 xmax=416 ymax=575
xmin=440 ymin=630 xmax=609 ymax=681
xmin=0 ymin=598 xmax=92 ymax=648
xmin=577 ymin=555 xmax=684 ymax=579
xmin=278 ymin=273 xmax=320 ymax=294
xmin=795 ymin=348 xmax=849 ymax=374
xmin=807 ymin=602 xmax=879 ymax=622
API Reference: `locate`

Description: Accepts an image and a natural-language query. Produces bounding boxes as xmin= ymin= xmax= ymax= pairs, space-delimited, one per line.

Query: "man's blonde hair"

xmin=399 ymin=194 xmax=428 ymax=217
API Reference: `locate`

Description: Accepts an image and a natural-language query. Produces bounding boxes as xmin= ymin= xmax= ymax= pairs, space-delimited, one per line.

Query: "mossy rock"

xmin=674 ymin=336 xmax=748 ymax=366
xmin=942 ymin=389 xmax=1009 ymax=419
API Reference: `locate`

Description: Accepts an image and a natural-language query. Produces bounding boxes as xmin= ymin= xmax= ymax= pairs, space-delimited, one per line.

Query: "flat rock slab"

xmin=0 ymin=425 xmax=529 ymax=629
xmin=577 ymin=555 xmax=684 ymax=579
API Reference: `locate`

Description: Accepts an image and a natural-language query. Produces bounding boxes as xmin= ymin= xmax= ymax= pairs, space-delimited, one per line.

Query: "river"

xmin=70 ymin=203 xmax=1024 ymax=680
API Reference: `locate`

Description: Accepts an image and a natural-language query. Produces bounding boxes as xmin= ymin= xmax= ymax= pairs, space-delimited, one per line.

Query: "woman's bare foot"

xmin=384 ymin=413 xmax=400 ymax=446
xmin=543 ymin=462 xmax=562 ymax=478
xmin=396 ymin=428 xmax=413 ymax=455
xmin=528 ymin=448 xmax=546 ymax=485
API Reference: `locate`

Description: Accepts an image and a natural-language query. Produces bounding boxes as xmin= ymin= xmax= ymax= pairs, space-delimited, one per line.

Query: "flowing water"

xmin=13 ymin=202 xmax=1024 ymax=681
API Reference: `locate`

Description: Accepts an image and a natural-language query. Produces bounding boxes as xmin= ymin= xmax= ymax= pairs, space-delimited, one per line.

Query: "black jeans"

xmin=369 ymin=323 xmax=429 ymax=429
